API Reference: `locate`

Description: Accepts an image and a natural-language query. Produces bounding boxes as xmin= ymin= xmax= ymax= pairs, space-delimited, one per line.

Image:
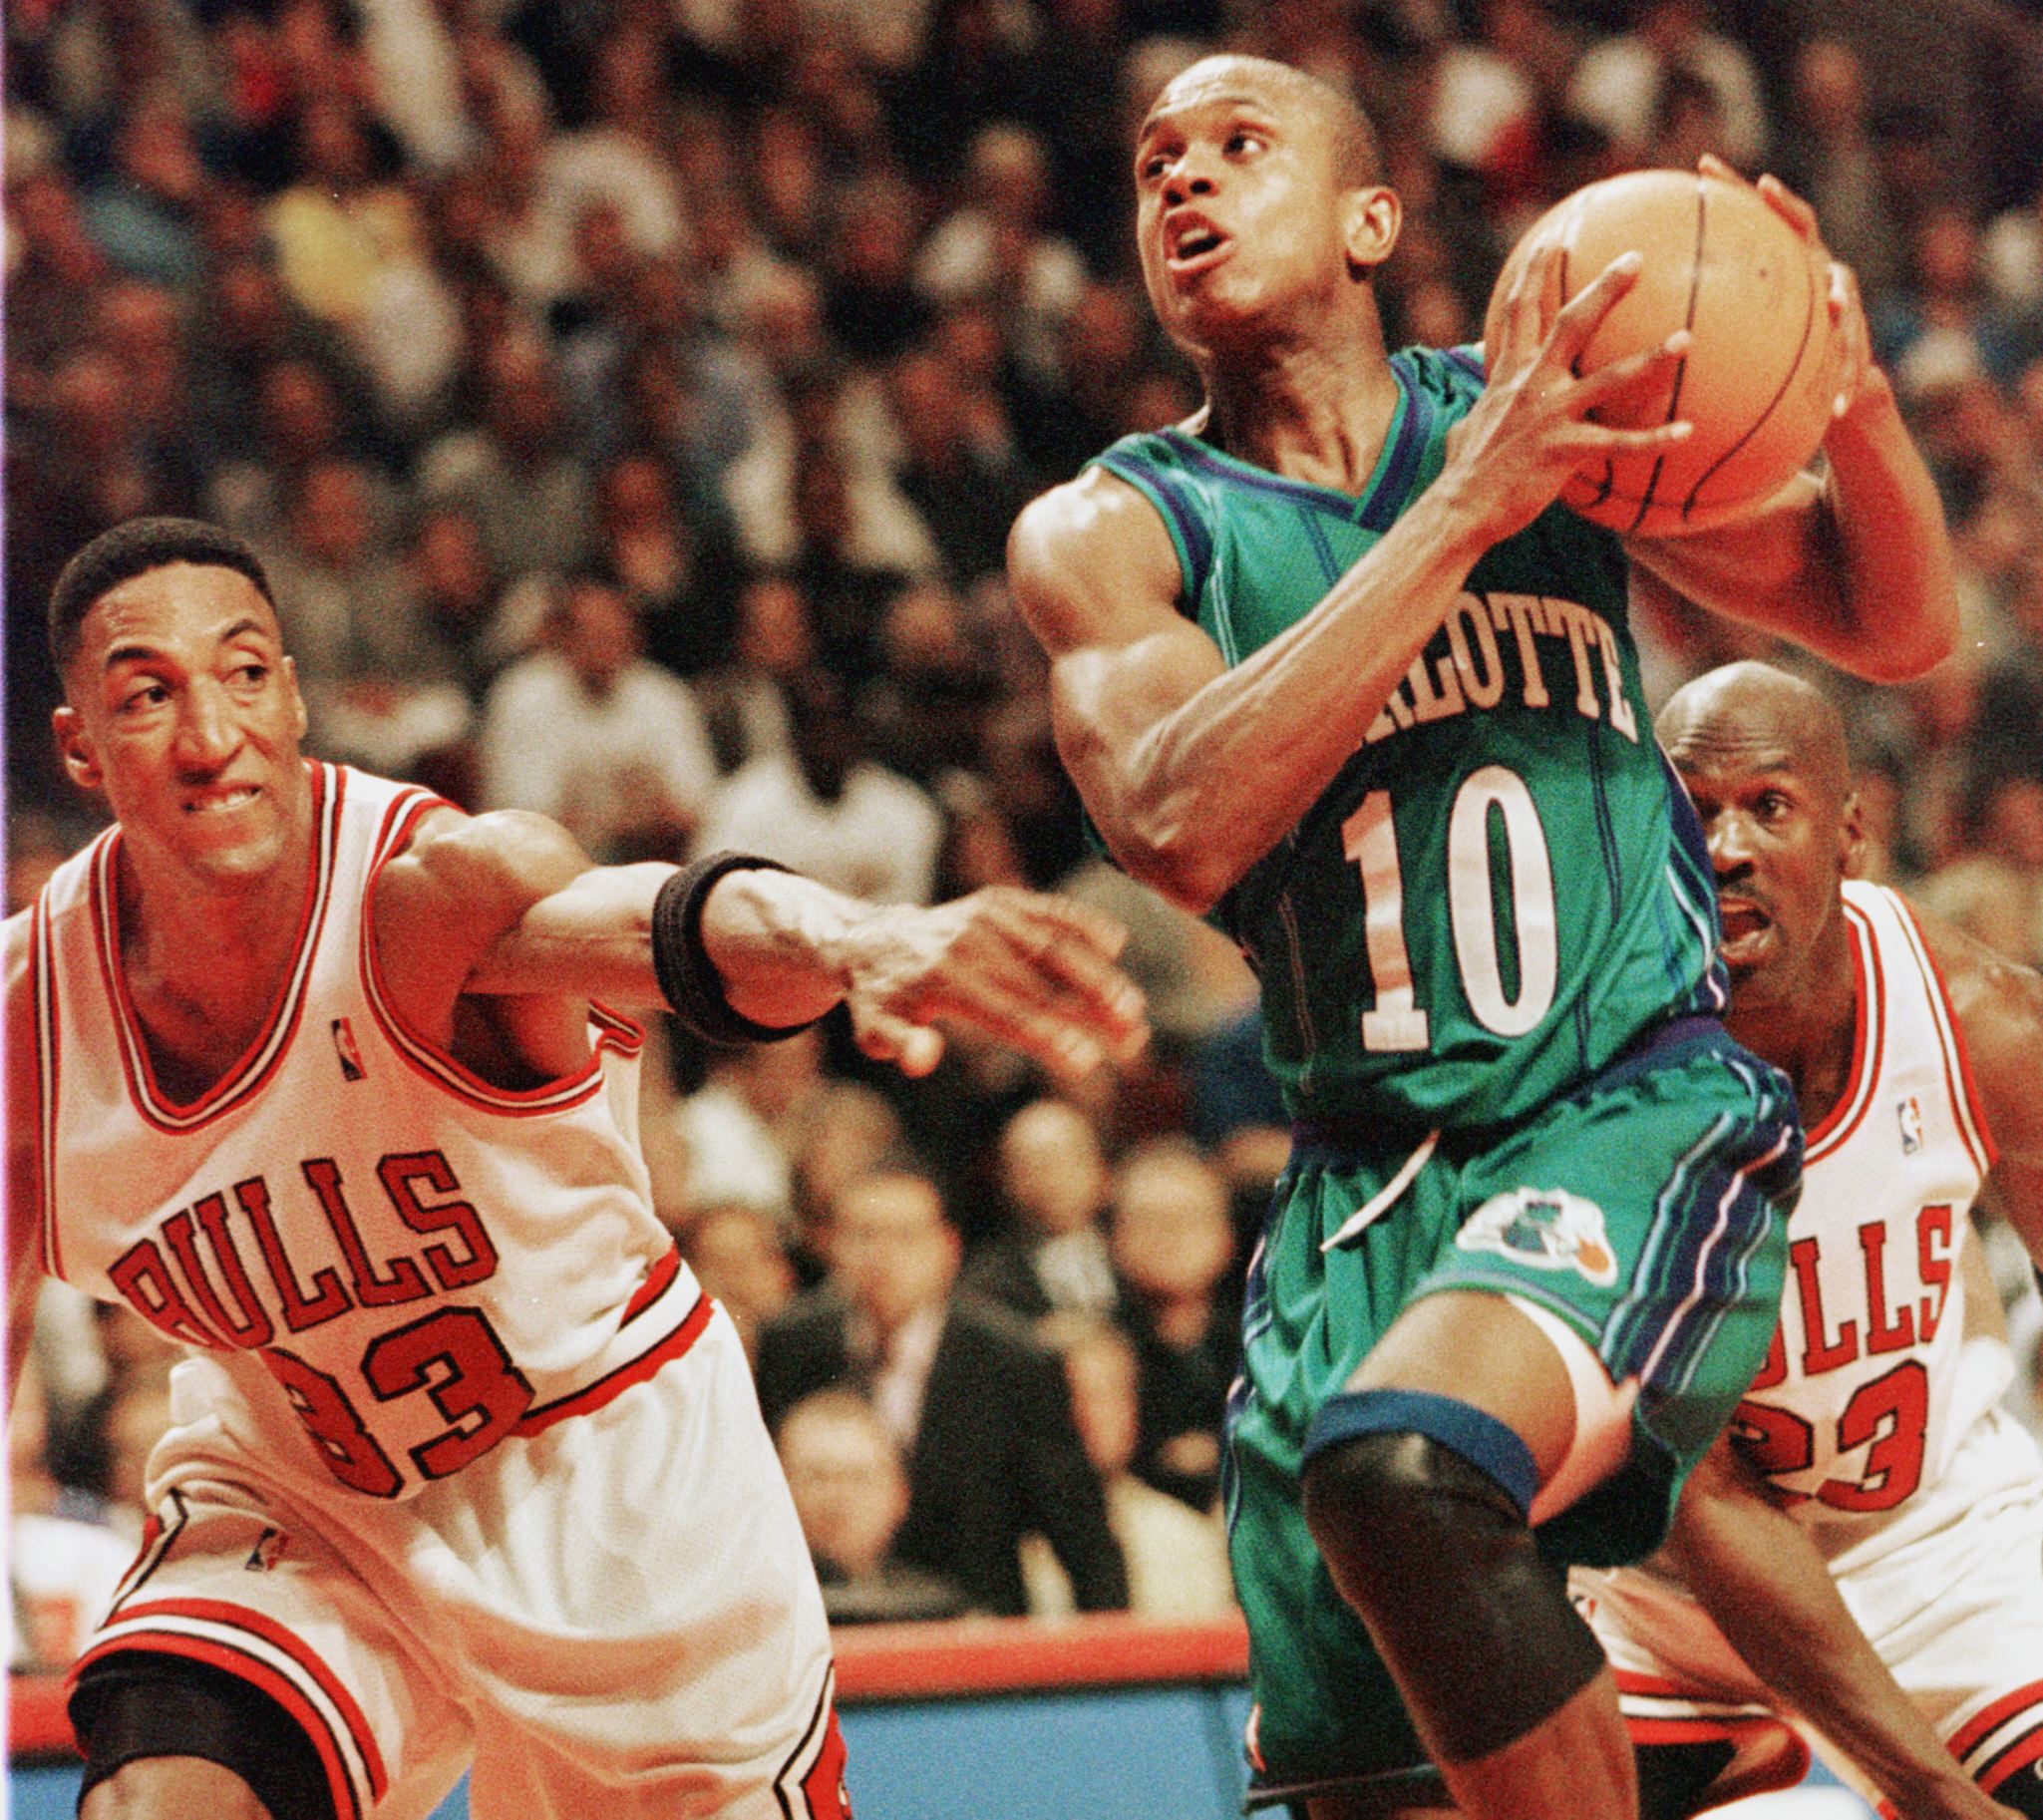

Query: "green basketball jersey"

xmin=1090 ymin=344 xmax=1725 ymax=1134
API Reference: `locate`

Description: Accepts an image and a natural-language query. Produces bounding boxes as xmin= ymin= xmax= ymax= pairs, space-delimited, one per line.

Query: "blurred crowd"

xmin=12 ymin=0 xmax=2043 ymax=1663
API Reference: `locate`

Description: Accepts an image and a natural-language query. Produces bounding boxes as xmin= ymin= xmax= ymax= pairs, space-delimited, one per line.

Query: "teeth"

xmin=189 ymin=787 xmax=257 ymax=814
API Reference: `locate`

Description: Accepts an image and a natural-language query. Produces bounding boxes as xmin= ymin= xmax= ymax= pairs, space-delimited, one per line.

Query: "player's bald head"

xmin=1142 ymin=54 xmax=1383 ymax=187
xmin=1657 ymin=662 xmax=1855 ymax=808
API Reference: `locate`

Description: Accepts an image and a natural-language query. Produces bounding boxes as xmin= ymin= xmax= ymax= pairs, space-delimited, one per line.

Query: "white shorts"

xmin=1572 ymin=1406 xmax=2043 ymax=1811
xmin=72 ymin=1303 xmax=845 ymax=1820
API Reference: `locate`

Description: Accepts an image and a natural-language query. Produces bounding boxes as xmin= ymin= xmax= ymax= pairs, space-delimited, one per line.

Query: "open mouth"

xmin=1165 ymin=215 xmax=1229 ymax=274
xmin=1716 ymin=897 xmax=1773 ymax=961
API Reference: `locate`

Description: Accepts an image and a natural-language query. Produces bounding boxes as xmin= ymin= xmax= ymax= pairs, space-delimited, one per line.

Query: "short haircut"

xmin=48 ymin=518 xmax=276 ymax=676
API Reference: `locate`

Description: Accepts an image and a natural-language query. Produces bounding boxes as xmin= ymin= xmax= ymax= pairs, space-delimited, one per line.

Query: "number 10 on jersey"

xmin=1344 ymin=766 xmax=1560 ymax=1053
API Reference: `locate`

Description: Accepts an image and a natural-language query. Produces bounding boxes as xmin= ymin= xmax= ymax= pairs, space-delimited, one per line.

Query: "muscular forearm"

xmin=1628 ymin=388 xmax=1955 ymax=684
xmin=1817 ymin=384 xmax=1959 ymax=679
xmin=1671 ymin=1487 xmax=1972 ymax=1812
xmin=1076 ymin=486 xmax=1490 ymax=912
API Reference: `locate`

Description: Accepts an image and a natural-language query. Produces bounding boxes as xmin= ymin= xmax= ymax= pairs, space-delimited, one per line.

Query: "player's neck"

xmin=1198 ymin=336 xmax=1402 ymax=495
xmin=114 ymin=825 xmax=316 ymax=1022
xmin=1725 ymin=921 xmax=1859 ymax=1124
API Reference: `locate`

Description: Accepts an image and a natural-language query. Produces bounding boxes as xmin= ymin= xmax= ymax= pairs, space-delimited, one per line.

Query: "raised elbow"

xmin=1851 ymin=600 xmax=1958 ymax=683
xmin=1108 ymin=809 xmax=1236 ymax=918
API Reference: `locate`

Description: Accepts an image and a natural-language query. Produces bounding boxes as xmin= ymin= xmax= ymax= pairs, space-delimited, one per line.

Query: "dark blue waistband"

xmin=1287 ymin=1012 xmax=1730 ymax=1161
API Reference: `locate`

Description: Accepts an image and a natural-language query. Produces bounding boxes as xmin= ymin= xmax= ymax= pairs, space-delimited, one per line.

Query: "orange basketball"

xmin=1482 ymin=169 xmax=1841 ymax=538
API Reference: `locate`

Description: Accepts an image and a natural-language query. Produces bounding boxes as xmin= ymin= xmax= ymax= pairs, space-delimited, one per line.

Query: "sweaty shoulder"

xmin=1008 ymin=464 xmax=1190 ymax=655
xmin=373 ymin=803 xmax=590 ymax=1012
xmin=1910 ymin=900 xmax=2043 ymax=1153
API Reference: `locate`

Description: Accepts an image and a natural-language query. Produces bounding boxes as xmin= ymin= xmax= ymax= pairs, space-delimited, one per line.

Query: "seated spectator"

xmin=1110 ymin=1140 xmax=1238 ymax=1513
xmin=666 ymin=1020 xmax=829 ymax=1225
xmin=776 ymin=1390 xmax=973 ymax=1625
xmin=479 ymin=576 xmax=717 ymax=861
xmin=1565 ymin=0 xmax=1768 ymax=171
xmin=8 ymin=1361 xmax=132 ymax=1672
xmin=788 ymin=1081 xmax=905 ymax=1286
xmin=419 ymin=323 xmax=594 ymax=578
xmin=963 ymin=1098 xmax=1120 ymax=1323
xmin=698 ymin=669 xmax=942 ymax=904
xmin=1028 ymin=1320 xmax=1235 ymax=1621
xmin=756 ymin=1170 xmax=1128 ymax=1618
xmin=694 ymin=573 xmax=810 ymax=775
xmin=680 ymin=1203 xmax=799 ymax=1363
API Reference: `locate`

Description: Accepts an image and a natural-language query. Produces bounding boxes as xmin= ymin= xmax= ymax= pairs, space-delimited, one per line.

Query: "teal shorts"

xmin=1227 ymin=1016 xmax=1799 ymax=1801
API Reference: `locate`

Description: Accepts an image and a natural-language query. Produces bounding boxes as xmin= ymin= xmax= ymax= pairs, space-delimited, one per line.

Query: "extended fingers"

xmin=1572 ymin=330 xmax=1692 ymax=410
xmin=1542 ymin=249 xmax=1643 ymax=369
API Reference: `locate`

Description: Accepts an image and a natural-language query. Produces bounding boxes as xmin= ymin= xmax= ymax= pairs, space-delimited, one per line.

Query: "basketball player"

xmin=3 ymin=517 xmax=1148 ymax=1820
xmin=1007 ymin=54 xmax=1957 ymax=1820
xmin=1573 ymin=662 xmax=2043 ymax=1820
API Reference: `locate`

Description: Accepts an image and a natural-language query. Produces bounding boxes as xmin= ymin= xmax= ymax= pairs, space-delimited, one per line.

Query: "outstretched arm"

xmin=1665 ymin=1432 xmax=2014 ymax=1820
xmin=1012 ymin=250 xmax=1692 ymax=914
xmin=1624 ymin=161 xmax=1957 ymax=684
xmin=374 ymin=809 xmax=1148 ymax=1081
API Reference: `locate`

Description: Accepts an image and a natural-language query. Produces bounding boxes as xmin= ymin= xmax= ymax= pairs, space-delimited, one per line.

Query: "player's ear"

xmin=1837 ymin=789 xmax=1867 ymax=879
xmin=53 ymin=705 xmax=104 ymax=794
xmin=1344 ymin=184 xmax=1402 ymax=277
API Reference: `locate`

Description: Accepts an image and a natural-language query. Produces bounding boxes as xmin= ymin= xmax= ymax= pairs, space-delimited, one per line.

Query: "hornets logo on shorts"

xmin=1456 ymin=1188 xmax=1618 ymax=1285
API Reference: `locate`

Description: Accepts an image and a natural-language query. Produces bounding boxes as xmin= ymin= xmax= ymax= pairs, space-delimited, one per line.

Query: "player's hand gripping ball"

xmin=1484 ymin=165 xmax=1844 ymax=537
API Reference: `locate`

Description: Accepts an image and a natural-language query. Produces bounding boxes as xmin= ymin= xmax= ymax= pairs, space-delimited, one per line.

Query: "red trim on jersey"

xmin=1614 ymin=1670 xmax=1698 ymax=1699
xmin=70 ymin=1632 xmax=361 ymax=1820
xmin=357 ymin=790 xmax=625 ymax=1117
xmin=31 ymin=889 xmax=63 ymax=1279
xmin=1805 ymin=904 xmax=1882 ymax=1164
xmin=88 ymin=763 xmax=342 ymax=1134
xmin=513 ymin=1290 xmax=713 ymax=1436
xmin=1978 ymin=1720 xmax=2043 ymax=1795
xmin=1891 ymin=893 xmax=1999 ymax=1175
xmin=588 ymin=999 xmax=646 ymax=1054
xmin=1950 ymin=1679 xmax=2043 ymax=1763
xmin=622 ymin=1245 xmax=681 ymax=1322
xmin=96 ymin=1596 xmax=389 ymax=1798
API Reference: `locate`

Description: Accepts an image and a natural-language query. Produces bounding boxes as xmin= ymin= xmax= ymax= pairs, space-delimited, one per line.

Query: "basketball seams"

xmin=1676 ymin=225 xmax=1822 ymax=526
xmin=1622 ymin=173 xmax=1708 ymax=535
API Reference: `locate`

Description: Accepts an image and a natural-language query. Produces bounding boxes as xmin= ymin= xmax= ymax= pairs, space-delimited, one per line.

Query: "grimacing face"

xmin=1134 ymin=62 xmax=1376 ymax=359
xmin=1665 ymin=732 xmax=1857 ymax=1009
xmin=55 ymin=562 xmax=312 ymax=890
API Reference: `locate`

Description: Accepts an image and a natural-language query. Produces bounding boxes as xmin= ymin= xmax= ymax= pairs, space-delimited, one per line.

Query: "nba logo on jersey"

xmin=331 ymin=1017 xmax=366 ymax=1082
xmin=1896 ymin=1095 xmax=1924 ymax=1155
xmin=1457 ymin=1189 xmax=1618 ymax=1285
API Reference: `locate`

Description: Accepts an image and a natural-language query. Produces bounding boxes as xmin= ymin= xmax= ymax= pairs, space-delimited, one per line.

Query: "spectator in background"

xmin=479 ymin=574 xmax=717 ymax=860
xmin=1779 ymin=37 xmax=1901 ymax=302
xmin=1109 ymin=1139 xmax=1238 ymax=1514
xmin=695 ymin=573 xmax=810 ymax=774
xmin=887 ymin=345 xmax=1033 ymax=588
xmin=1565 ymin=0 xmax=1768 ymax=172
xmin=681 ymin=1203 xmax=800 ymax=1362
xmin=1031 ymin=1319 xmax=1235 ymax=1621
xmin=756 ymin=1169 xmax=1128 ymax=1618
xmin=776 ymin=1389 xmax=974 ymax=1625
xmin=79 ymin=87 xmax=207 ymax=286
xmin=963 ymin=1097 xmax=1119 ymax=1323
xmin=699 ymin=667 xmax=943 ymax=903
xmin=667 ymin=1024 xmax=830 ymax=1229
xmin=590 ymin=449 xmax=746 ymax=677
xmin=913 ymin=123 xmax=1086 ymax=383
xmin=8 ymin=1360 xmax=133 ymax=1672
xmin=420 ymin=322 xmax=594 ymax=577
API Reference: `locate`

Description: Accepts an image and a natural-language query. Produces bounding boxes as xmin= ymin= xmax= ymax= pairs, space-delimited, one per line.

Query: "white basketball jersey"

xmin=1728 ymin=881 xmax=2000 ymax=1556
xmin=29 ymin=762 xmax=703 ymax=1502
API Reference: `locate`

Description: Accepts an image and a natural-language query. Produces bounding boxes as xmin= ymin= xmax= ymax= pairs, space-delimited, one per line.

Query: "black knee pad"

xmin=1989 ymin=1761 xmax=2043 ymax=1820
xmin=1633 ymin=1740 xmax=1739 ymax=1820
xmin=1301 ymin=1424 xmax=1606 ymax=1763
xmin=71 ymin=1649 xmax=337 ymax=1820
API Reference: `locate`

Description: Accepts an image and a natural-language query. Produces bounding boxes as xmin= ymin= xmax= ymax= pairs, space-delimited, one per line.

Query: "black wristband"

xmin=652 ymin=853 xmax=826 ymax=1046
